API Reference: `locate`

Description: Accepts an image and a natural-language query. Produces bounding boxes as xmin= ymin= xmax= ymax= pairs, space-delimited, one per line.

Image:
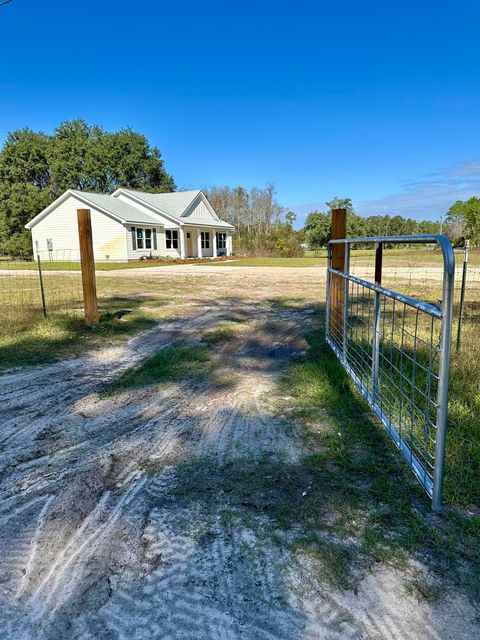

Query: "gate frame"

xmin=326 ymin=234 xmax=455 ymax=511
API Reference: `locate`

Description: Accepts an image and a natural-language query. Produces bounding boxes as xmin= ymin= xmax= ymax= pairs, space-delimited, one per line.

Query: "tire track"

xmin=0 ymin=293 xmax=478 ymax=639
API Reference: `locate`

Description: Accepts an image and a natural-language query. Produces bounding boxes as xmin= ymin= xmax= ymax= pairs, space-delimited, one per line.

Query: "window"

xmin=201 ymin=232 xmax=210 ymax=249
xmin=145 ymin=228 xmax=152 ymax=249
xmin=136 ymin=228 xmax=144 ymax=249
xmin=166 ymin=229 xmax=179 ymax=249
xmin=217 ymin=233 xmax=227 ymax=250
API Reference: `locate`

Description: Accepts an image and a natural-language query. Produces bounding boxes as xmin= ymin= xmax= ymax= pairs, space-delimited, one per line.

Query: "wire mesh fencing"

xmin=0 ymin=250 xmax=84 ymax=331
xmin=326 ymin=235 xmax=455 ymax=511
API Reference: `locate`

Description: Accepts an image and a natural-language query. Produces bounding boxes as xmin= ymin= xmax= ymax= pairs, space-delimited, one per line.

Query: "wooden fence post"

xmin=330 ymin=208 xmax=347 ymax=339
xmin=77 ymin=209 xmax=99 ymax=326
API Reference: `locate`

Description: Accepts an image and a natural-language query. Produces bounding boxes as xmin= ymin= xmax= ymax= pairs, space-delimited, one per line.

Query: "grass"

xmin=202 ymin=256 xmax=327 ymax=267
xmin=444 ymin=320 xmax=480 ymax=507
xmin=276 ymin=324 xmax=479 ymax=593
xmin=3 ymin=247 xmax=480 ymax=271
xmin=0 ymin=275 xmax=194 ymax=370
xmin=0 ymin=310 xmax=158 ymax=371
xmin=150 ymin=313 xmax=479 ymax=599
xmin=202 ymin=320 xmax=244 ymax=345
xmin=0 ymin=260 xmax=168 ymax=271
xmin=101 ymin=343 xmax=210 ymax=396
xmin=0 ymin=256 xmax=235 ymax=271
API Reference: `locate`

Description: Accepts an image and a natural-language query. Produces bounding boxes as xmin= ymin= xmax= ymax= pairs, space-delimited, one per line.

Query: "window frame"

xmin=201 ymin=231 xmax=210 ymax=249
xmin=166 ymin=229 xmax=179 ymax=249
xmin=217 ymin=232 xmax=227 ymax=249
xmin=136 ymin=228 xmax=144 ymax=249
xmin=145 ymin=228 xmax=152 ymax=249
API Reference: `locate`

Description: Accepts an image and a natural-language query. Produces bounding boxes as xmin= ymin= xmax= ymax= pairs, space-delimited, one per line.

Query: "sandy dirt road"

xmin=0 ymin=266 xmax=478 ymax=639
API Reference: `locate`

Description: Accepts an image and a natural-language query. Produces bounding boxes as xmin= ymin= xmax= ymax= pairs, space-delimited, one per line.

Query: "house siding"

xmin=126 ymin=225 xmax=166 ymax=260
xmin=31 ymin=195 xmax=128 ymax=262
xmin=183 ymin=198 xmax=215 ymax=220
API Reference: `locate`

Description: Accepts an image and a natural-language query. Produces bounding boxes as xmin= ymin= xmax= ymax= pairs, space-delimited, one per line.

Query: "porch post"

xmin=226 ymin=232 xmax=233 ymax=256
xmin=197 ymin=229 xmax=202 ymax=258
xmin=212 ymin=230 xmax=217 ymax=258
xmin=179 ymin=227 xmax=186 ymax=259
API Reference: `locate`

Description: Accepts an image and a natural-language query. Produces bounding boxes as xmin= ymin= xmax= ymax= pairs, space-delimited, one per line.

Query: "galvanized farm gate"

xmin=326 ymin=235 xmax=455 ymax=510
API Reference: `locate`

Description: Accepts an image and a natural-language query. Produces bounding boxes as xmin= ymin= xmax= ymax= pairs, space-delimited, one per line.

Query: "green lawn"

xmin=0 ymin=260 xmax=178 ymax=271
xmin=0 ymin=275 xmax=195 ymax=370
xmin=205 ymin=256 xmax=327 ymax=267
xmin=279 ymin=322 xmax=480 ymax=597
xmin=201 ymin=248 xmax=480 ymax=268
xmin=2 ymin=247 xmax=478 ymax=271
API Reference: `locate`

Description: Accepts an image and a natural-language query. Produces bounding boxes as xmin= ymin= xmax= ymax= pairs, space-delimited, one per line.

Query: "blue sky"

xmin=1 ymin=0 xmax=479 ymax=226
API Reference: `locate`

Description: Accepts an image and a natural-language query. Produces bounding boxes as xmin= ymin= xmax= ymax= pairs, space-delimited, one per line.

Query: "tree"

xmin=445 ymin=217 xmax=467 ymax=247
xmin=446 ymin=197 xmax=480 ymax=246
xmin=304 ymin=211 xmax=330 ymax=248
xmin=205 ymin=184 xmax=301 ymax=256
xmin=0 ymin=120 xmax=175 ymax=257
xmin=302 ymin=202 xmax=442 ymax=249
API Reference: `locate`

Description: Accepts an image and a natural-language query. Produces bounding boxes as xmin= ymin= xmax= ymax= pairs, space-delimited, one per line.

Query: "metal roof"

xmin=118 ymin=189 xmax=202 ymax=219
xmin=71 ymin=191 xmax=163 ymax=225
xmin=118 ymin=189 xmax=234 ymax=228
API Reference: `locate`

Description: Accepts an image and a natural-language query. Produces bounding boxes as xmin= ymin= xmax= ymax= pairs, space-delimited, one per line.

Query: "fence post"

xmin=330 ymin=208 xmax=347 ymax=341
xmin=456 ymin=239 xmax=469 ymax=351
xmin=372 ymin=242 xmax=383 ymax=401
xmin=77 ymin=209 xmax=99 ymax=326
xmin=37 ymin=254 xmax=47 ymax=318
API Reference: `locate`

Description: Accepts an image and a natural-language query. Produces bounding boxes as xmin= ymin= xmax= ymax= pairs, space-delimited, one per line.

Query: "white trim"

xmin=25 ymin=189 xmax=166 ymax=230
xmin=113 ymin=189 xmax=186 ymax=226
xmin=25 ymin=190 xmax=126 ymax=229
xmin=181 ymin=191 xmax=220 ymax=221
xmin=113 ymin=188 xmax=234 ymax=229
xmin=179 ymin=228 xmax=186 ymax=259
xmin=197 ymin=229 xmax=202 ymax=258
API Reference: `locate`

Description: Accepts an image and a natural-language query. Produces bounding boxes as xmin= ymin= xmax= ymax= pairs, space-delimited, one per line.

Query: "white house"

xmin=25 ymin=188 xmax=234 ymax=261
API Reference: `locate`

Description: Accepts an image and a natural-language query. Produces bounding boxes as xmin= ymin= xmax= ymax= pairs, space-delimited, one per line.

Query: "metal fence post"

xmin=325 ymin=243 xmax=332 ymax=341
xmin=331 ymin=208 xmax=347 ymax=341
xmin=37 ymin=254 xmax=47 ymax=318
xmin=456 ymin=239 xmax=469 ymax=351
xmin=372 ymin=242 xmax=383 ymax=401
xmin=432 ymin=236 xmax=455 ymax=511
xmin=342 ymin=243 xmax=350 ymax=361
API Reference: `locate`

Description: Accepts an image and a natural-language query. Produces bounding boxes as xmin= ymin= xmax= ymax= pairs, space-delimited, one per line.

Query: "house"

xmin=25 ymin=189 xmax=234 ymax=261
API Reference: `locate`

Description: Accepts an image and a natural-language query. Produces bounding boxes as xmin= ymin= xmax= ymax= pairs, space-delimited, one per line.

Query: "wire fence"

xmin=0 ymin=250 xmax=84 ymax=331
xmin=347 ymin=243 xmax=480 ymax=352
xmin=327 ymin=235 xmax=454 ymax=510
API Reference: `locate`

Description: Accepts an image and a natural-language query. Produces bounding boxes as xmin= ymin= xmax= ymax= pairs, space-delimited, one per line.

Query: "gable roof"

xmin=117 ymin=189 xmax=202 ymax=219
xmin=113 ymin=189 xmax=234 ymax=229
xmin=25 ymin=189 xmax=164 ymax=229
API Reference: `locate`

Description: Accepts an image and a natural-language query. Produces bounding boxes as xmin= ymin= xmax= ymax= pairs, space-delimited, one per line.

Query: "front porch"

xmin=181 ymin=226 xmax=233 ymax=259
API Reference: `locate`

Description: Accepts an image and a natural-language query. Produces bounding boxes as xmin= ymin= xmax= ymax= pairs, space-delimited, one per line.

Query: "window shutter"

xmin=152 ymin=228 xmax=157 ymax=250
xmin=131 ymin=226 xmax=136 ymax=250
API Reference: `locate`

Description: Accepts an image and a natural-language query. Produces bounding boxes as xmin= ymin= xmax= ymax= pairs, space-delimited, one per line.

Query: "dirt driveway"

xmin=0 ymin=266 xmax=478 ymax=639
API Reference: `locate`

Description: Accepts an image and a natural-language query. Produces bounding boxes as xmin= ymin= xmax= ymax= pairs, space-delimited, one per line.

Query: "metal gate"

xmin=326 ymin=235 xmax=455 ymax=510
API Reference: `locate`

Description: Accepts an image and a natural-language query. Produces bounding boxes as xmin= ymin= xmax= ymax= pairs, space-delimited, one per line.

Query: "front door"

xmin=186 ymin=232 xmax=193 ymax=257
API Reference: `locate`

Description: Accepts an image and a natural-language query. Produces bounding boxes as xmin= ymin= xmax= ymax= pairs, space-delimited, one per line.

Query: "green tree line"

xmin=304 ymin=197 xmax=441 ymax=249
